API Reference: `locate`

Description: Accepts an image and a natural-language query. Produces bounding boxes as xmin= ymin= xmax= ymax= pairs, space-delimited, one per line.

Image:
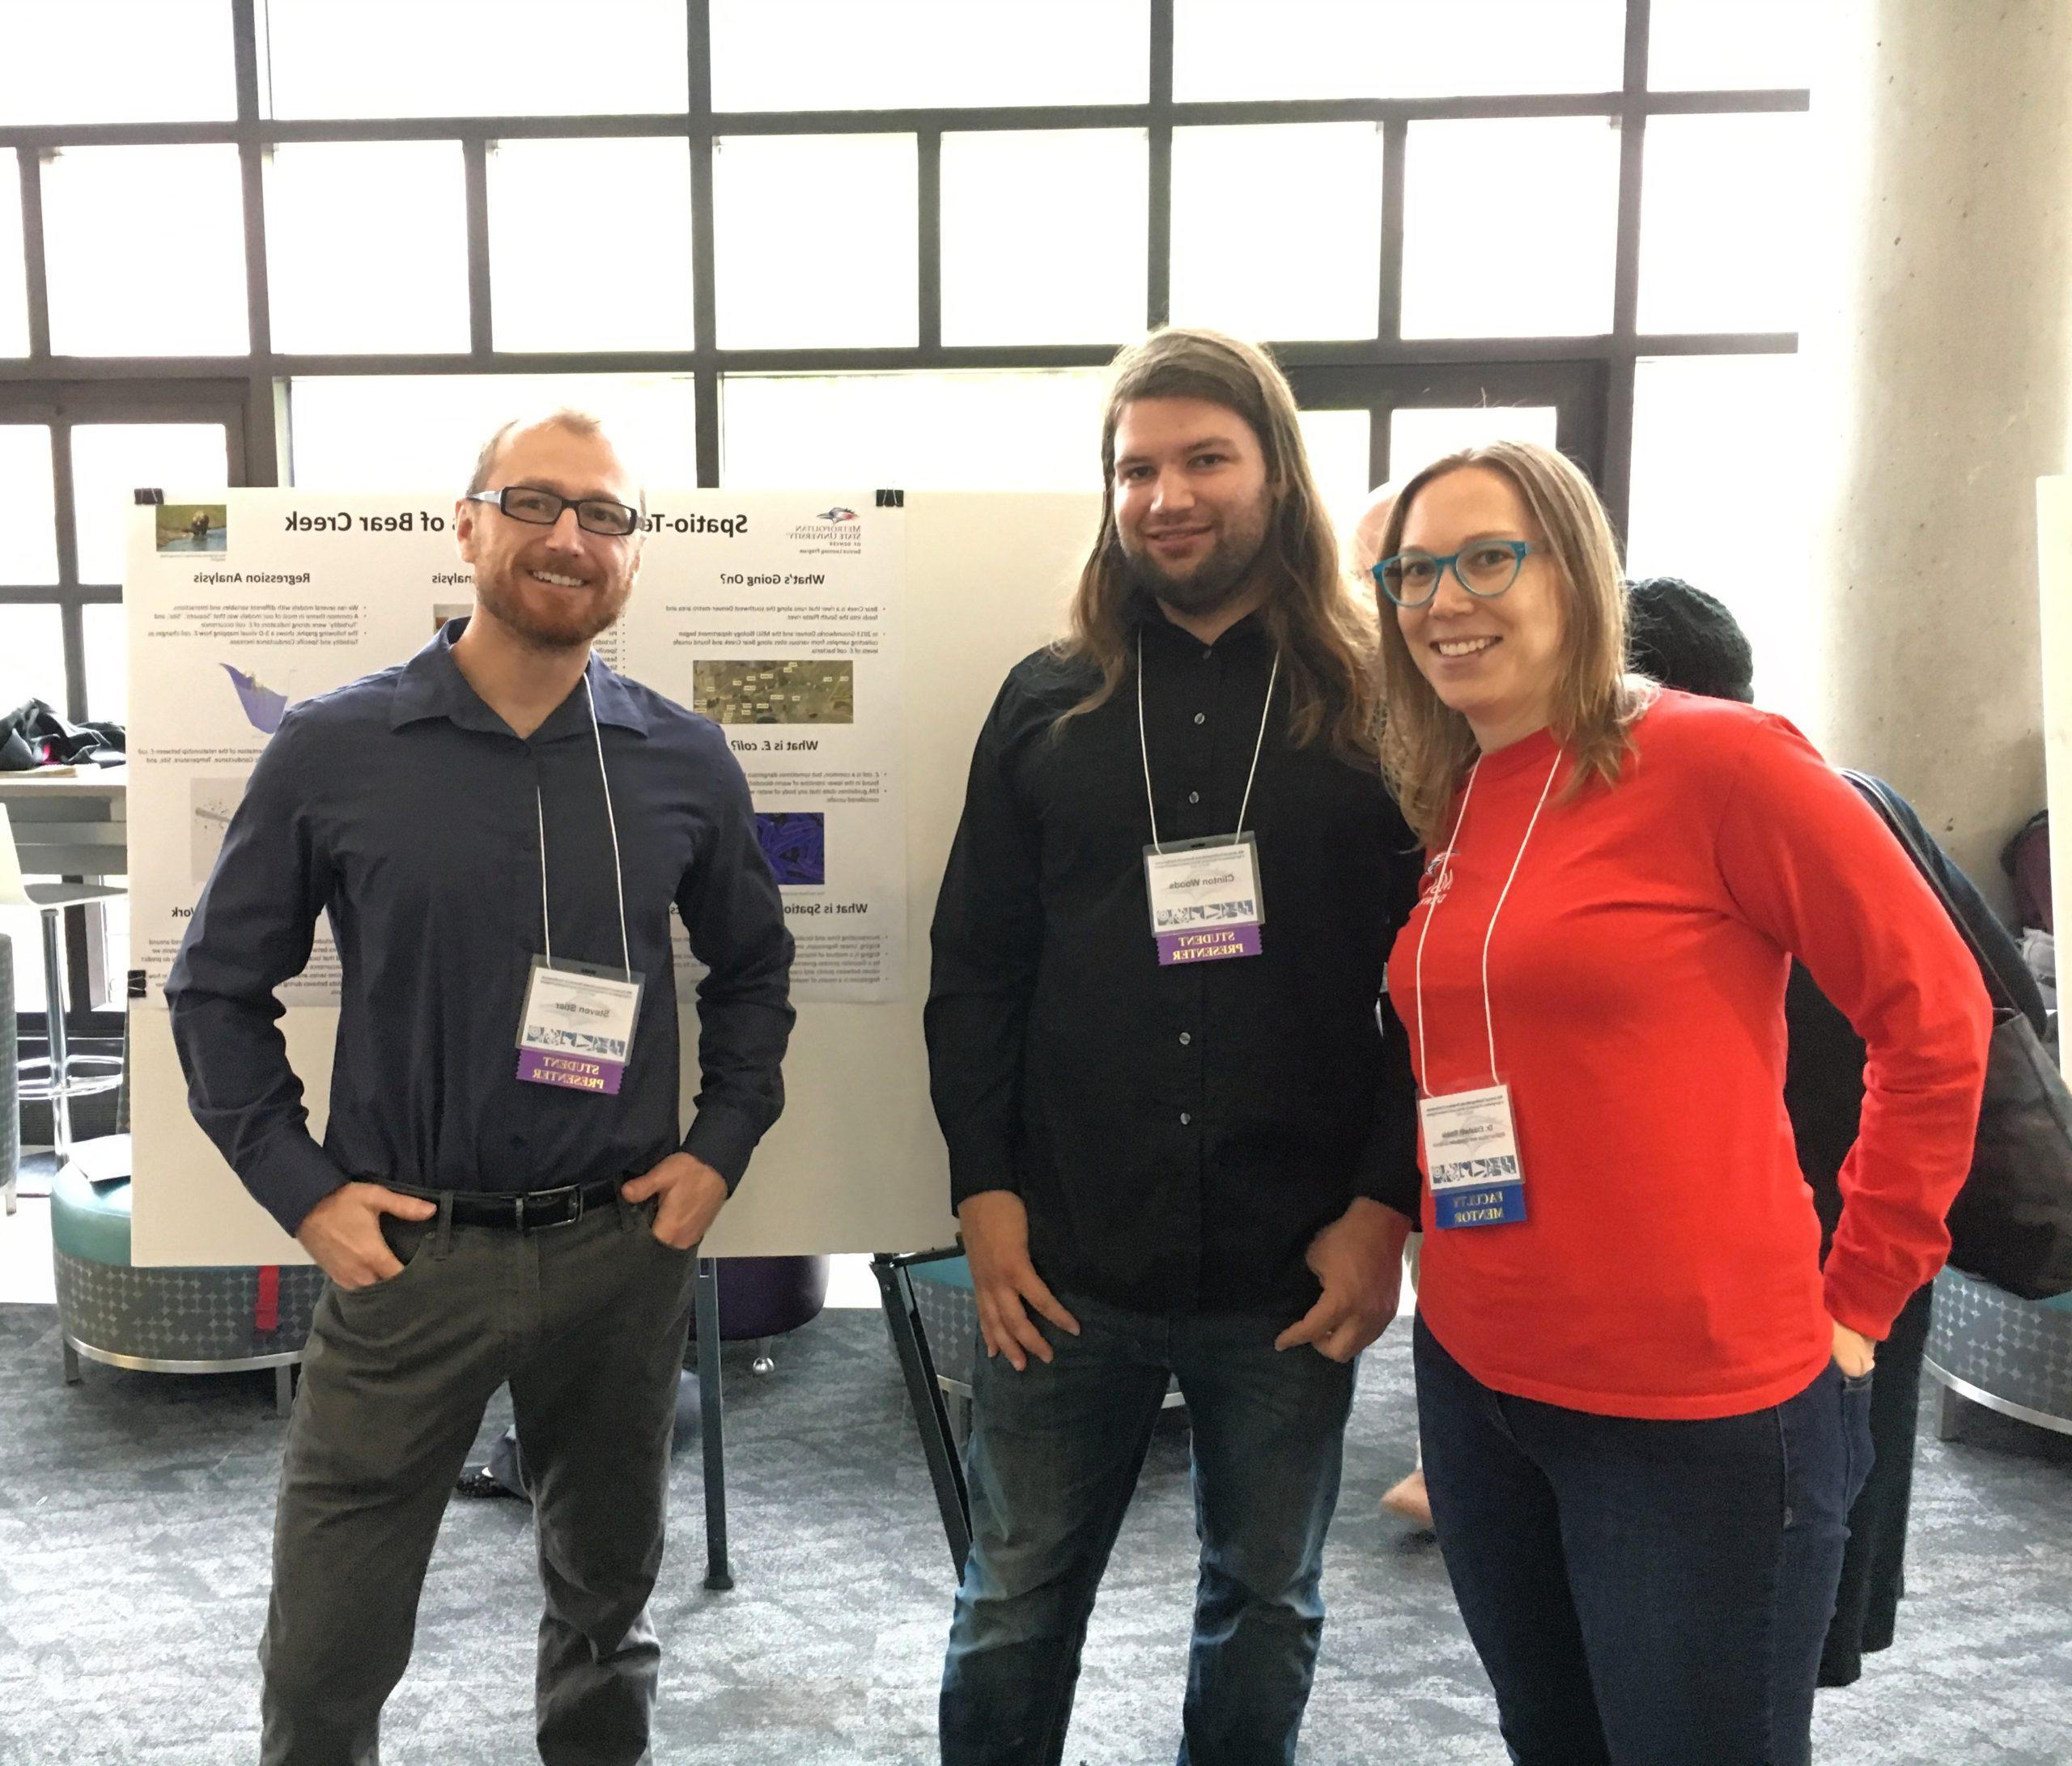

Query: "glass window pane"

xmin=0 ymin=0 xmax=234 ymax=125
xmin=1626 ymin=354 xmax=1815 ymax=722
xmin=1174 ymin=0 xmax=1625 ymax=100
xmin=41 ymin=146 xmax=249 ymax=358
xmin=267 ymin=144 xmax=469 ymax=354
xmin=0 ymin=904 xmax=50 ymax=1011
xmin=0 ymin=605 xmax=66 ymax=715
xmin=714 ymin=136 xmax=916 ymax=349
xmin=70 ymin=425 xmax=230 ymax=586
xmin=1294 ymin=409 xmax=1370 ymax=537
xmin=83 ymin=602 xmax=125 ymax=727
xmin=942 ymin=131 xmax=1148 ymax=346
xmin=713 ymin=0 xmax=1148 ymax=109
xmin=0 ymin=168 xmax=28 ymax=359
xmin=1172 ymin=125 xmax=1382 ymax=342
xmin=489 ymin=139 xmax=695 ymax=352
xmin=0 ymin=427 xmax=59 ymax=584
xmin=1390 ymin=405 xmax=1559 ymax=477
xmin=1650 ymin=0 xmax=1813 ymax=91
xmin=721 ymin=371 xmax=1108 ymax=490
xmin=1402 ymin=119 xmax=1620 ymax=339
xmin=1639 ymin=115 xmax=1809 ymax=336
xmin=289 ymin=375 xmax=698 ymax=491
xmin=262 ymin=0 xmax=688 ymax=118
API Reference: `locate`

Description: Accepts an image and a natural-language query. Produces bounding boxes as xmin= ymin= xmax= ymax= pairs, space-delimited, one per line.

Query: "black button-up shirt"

xmin=925 ymin=607 xmax=1422 ymax=1317
xmin=166 ymin=622 xmax=795 ymax=1236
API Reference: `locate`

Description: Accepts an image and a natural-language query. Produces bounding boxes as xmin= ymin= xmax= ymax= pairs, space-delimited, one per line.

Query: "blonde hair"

xmin=1374 ymin=440 xmax=1655 ymax=847
xmin=1058 ymin=327 xmax=1379 ymax=758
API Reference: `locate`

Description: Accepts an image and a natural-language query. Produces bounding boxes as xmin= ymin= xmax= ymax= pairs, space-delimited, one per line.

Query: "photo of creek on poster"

xmin=125 ymin=490 xmax=909 ymax=1008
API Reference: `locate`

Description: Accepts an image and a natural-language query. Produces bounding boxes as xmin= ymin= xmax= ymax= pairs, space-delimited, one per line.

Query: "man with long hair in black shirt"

xmin=927 ymin=328 xmax=1423 ymax=1766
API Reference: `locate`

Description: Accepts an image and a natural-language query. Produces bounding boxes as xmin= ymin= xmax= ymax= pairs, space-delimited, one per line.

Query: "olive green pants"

xmin=258 ymin=1192 xmax=696 ymax=1766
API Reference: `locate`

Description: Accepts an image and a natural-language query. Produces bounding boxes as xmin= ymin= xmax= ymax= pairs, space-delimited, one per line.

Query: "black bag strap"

xmin=1841 ymin=769 xmax=2026 ymax=1017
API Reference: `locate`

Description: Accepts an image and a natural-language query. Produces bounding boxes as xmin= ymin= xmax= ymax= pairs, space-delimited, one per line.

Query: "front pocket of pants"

xmin=1840 ymin=1372 xmax=1875 ymax=1502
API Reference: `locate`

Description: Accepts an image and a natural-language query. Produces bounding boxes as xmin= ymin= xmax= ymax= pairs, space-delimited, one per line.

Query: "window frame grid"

xmin=0 ymin=0 xmax=1807 ymax=1042
xmin=0 ymin=0 xmax=1807 ymax=514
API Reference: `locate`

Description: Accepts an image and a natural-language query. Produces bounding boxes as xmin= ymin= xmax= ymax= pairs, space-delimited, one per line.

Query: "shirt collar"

xmin=1133 ymin=596 xmax=1269 ymax=656
xmin=389 ymin=617 xmax=650 ymax=738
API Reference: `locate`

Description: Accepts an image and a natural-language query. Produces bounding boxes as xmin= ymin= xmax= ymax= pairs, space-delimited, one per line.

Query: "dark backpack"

xmin=2002 ymin=810 xmax=2050 ymax=932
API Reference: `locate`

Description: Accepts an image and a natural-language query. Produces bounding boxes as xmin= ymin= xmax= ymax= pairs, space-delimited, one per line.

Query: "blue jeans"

xmin=1415 ymin=1316 xmax=1875 ymax=1766
xmin=939 ymin=1293 xmax=1357 ymax=1766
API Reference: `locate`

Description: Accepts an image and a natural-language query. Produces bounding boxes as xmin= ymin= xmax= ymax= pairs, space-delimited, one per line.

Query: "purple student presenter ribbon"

xmin=516 ymin=1048 xmax=626 ymax=1095
xmin=1156 ymin=924 xmax=1263 ymax=966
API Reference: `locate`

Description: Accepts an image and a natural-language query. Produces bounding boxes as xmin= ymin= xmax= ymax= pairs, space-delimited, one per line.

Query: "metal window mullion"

xmin=917 ymin=129 xmax=942 ymax=352
xmin=1602 ymin=0 xmax=1654 ymax=541
xmin=464 ymin=139 xmax=493 ymax=358
xmin=57 ymin=596 xmax=86 ymax=729
xmin=232 ymin=0 xmax=278 ymax=488
xmin=689 ymin=0 xmax=720 ymax=487
xmin=0 ymin=87 xmax=1808 ymax=156
xmin=1146 ymin=0 xmax=1174 ymax=329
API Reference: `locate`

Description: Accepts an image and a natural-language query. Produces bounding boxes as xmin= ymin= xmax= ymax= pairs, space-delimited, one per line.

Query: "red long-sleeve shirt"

xmin=1391 ymin=692 xmax=1991 ymax=1420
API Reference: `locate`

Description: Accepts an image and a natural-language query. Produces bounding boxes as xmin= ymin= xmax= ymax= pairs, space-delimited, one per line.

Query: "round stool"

xmin=1926 ymin=1265 xmax=2072 ymax=1440
xmin=51 ymin=1156 xmax=327 ymax=1415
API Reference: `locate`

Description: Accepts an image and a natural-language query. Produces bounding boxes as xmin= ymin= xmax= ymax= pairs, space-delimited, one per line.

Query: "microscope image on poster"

xmin=755 ymin=811 xmax=826 ymax=886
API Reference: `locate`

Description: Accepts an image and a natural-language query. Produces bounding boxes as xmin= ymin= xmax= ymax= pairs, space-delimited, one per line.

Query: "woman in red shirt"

xmin=1369 ymin=441 xmax=1989 ymax=1765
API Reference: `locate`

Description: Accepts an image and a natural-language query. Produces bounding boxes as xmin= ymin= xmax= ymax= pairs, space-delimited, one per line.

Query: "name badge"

xmin=516 ymin=956 xmax=644 ymax=1096
xmin=1420 ymin=1082 xmax=1527 ymax=1228
xmin=1144 ymin=833 xmax=1264 ymax=965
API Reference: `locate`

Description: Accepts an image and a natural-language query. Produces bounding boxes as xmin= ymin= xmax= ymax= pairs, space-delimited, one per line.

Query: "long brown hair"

xmin=1057 ymin=327 xmax=1378 ymax=757
xmin=1374 ymin=440 xmax=1655 ymax=846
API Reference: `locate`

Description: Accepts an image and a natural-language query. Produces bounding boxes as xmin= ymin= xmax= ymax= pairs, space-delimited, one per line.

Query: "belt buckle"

xmin=518 ymin=1184 xmax=584 ymax=1233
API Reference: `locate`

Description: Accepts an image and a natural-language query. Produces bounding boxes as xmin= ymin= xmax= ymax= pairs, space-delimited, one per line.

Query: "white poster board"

xmin=127 ymin=489 xmax=1098 ymax=1265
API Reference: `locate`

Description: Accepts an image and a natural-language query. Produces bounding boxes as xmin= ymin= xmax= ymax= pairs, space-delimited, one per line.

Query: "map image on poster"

xmin=755 ymin=810 xmax=826 ymax=886
xmin=694 ymin=658 xmax=854 ymax=724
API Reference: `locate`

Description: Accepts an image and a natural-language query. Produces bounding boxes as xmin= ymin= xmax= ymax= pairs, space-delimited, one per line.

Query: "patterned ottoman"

xmin=1926 ymin=1264 xmax=2072 ymax=1440
xmin=51 ymin=1154 xmax=326 ymax=1415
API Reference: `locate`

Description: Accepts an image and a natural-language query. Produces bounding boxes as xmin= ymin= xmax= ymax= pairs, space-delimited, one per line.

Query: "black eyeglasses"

xmin=466 ymin=486 xmax=640 ymax=537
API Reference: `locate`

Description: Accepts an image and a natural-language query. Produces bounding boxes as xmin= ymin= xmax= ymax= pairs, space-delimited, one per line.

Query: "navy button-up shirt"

xmin=167 ymin=621 xmax=796 ymax=1236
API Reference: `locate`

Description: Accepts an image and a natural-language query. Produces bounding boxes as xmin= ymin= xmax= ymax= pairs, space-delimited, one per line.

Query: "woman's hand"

xmin=1830 ymin=1316 xmax=1876 ymax=1378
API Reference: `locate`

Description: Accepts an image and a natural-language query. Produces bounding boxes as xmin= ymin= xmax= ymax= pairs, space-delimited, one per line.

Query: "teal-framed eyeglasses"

xmin=466 ymin=485 xmax=640 ymax=538
xmin=1374 ymin=539 xmax=1535 ymax=608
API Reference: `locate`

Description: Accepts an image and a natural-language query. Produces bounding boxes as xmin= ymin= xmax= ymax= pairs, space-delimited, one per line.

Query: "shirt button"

xmin=1194 ymin=711 xmax=1206 ymax=725
xmin=1187 ymin=791 xmax=1200 ymax=804
xmin=1178 ymin=1031 xmax=1191 ymax=1046
xmin=1180 ymin=1111 xmax=1191 ymax=1126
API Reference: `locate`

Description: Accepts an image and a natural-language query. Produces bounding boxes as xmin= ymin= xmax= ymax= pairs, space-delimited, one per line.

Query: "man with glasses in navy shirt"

xmin=167 ymin=410 xmax=794 ymax=1766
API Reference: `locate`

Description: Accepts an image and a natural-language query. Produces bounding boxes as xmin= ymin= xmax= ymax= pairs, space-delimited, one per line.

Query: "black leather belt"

xmin=393 ymin=1178 xmax=624 ymax=1233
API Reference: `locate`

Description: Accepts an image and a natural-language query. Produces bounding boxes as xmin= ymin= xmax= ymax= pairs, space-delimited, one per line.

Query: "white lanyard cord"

xmin=533 ymin=665 xmax=633 ymax=978
xmin=1412 ymin=749 xmax=1562 ymax=1085
xmin=1136 ymin=630 xmax=1282 ymax=856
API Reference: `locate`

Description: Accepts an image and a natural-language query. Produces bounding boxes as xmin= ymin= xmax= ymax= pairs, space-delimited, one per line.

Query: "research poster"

xmin=125 ymin=490 xmax=908 ymax=1008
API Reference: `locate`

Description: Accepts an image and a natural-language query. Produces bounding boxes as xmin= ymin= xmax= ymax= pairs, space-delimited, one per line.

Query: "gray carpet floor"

xmin=1 ymin=1299 xmax=2068 ymax=1765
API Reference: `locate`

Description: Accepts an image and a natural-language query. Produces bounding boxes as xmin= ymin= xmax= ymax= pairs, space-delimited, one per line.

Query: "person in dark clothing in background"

xmin=1625 ymin=575 xmax=2047 ymax=1687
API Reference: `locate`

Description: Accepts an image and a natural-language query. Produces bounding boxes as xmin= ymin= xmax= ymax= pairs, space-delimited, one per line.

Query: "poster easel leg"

xmin=695 ymin=1257 xmax=732 ymax=1591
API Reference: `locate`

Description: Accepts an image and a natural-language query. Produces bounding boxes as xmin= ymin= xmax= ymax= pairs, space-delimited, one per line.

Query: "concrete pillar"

xmin=1805 ymin=0 xmax=2072 ymax=901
